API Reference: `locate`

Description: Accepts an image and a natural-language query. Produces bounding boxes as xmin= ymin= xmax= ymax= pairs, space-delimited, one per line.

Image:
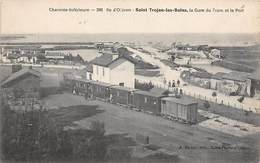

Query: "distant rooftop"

xmin=222 ymin=71 xmax=250 ymax=82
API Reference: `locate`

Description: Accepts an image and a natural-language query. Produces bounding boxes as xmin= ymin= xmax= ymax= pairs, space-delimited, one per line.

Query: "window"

xmin=119 ymin=82 xmax=124 ymax=86
xmin=144 ymin=97 xmax=147 ymax=103
xmin=102 ymin=67 xmax=105 ymax=76
xmin=96 ymin=66 xmax=99 ymax=75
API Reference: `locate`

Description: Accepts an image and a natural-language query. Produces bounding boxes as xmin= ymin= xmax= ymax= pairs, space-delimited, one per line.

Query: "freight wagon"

xmin=133 ymin=90 xmax=165 ymax=115
xmin=161 ymin=97 xmax=198 ymax=124
xmin=110 ymin=85 xmax=135 ymax=106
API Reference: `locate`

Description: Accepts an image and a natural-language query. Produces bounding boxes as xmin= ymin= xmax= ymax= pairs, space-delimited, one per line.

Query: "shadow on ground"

xmin=47 ymin=105 xmax=104 ymax=126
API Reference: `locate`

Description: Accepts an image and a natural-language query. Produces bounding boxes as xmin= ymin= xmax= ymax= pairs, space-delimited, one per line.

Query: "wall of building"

xmin=92 ymin=65 xmax=110 ymax=83
xmin=86 ymin=72 xmax=93 ymax=80
xmin=109 ymin=58 xmax=135 ymax=88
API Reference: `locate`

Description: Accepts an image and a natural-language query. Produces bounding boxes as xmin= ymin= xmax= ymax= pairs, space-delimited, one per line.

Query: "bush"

xmin=135 ymin=80 xmax=154 ymax=91
xmin=1 ymin=105 xmax=108 ymax=162
xmin=237 ymin=96 xmax=245 ymax=103
xmin=212 ymin=92 xmax=217 ymax=97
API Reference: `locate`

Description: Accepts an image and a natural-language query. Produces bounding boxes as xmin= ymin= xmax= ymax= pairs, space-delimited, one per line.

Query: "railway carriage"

xmin=73 ymin=78 xmax=89 ymax=96
xmin=133 ymin=90 xmax=165 ymax=115
xmin=110 ymin=85 xmax=135 ymax=106
xmin=88 ymin=80 xmax=111 ymax=101
xmin=64 ymin=76 xmax=198 ymax=124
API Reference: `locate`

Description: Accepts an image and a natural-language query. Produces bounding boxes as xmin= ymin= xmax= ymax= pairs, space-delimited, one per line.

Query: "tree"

xmin=1 ymin=106 xmax=108 ymax=162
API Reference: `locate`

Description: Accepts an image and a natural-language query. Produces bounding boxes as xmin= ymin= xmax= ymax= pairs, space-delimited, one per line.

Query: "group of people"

xmin=163 ymin=78 xmax=181 ymax=88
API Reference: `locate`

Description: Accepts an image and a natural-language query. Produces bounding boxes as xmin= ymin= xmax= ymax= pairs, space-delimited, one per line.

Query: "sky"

xmin=0 ymin=0 xmax=259 ymax=34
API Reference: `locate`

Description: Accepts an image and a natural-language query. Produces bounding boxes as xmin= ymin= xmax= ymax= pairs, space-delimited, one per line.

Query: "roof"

xmin=222 ymin=71 xmax=250 ymax=82
xmin=134 ymin=90 xmax=165 ymax=98
xmin=248 ymin=68 xmax=260 ymax=80
xmin=1 ymin=68 xmax=40 ymax=87
xmin=90 ymin=54 xmax=135 ymax=67
xmin=191 ymin=71 xmax=212 ymax=79
xmin=90 ymin=54 xmax=114 ymax=67
xmin=74 ymin=78 xmax=111 ymax=87
xmin=211 ymin=72 xmax=226 ymax=80
xmin=110 ymin=85 xmax=136 ymax=91
xmin=7 ymin=54 xmax=20 ymax=59
xmin=161 ymin=96 xmax=198 ymax=105
xmin=149 ymin=87 xmax=168 ymax=95
xmin=45 ymin=52 xmax=65 ymax=56
xmin=88 ymin=80 xmax=111 ymax=87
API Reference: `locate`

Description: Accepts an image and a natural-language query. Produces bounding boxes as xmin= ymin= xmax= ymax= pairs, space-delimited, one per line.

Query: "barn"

xmin=110 ymin=85 xmax=135 ymax=106
xmin=133 ymin=90 xmax=164 ymax=115
xmin=161 ymin=97 xmax=198 ymax=124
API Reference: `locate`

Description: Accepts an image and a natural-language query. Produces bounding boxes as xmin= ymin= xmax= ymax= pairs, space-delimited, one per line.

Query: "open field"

xmin=42 ymin=93 xmax=260 ymax=163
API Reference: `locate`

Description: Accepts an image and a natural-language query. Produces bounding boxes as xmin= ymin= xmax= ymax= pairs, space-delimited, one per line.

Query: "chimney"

xmin=112 ymin=54 xmax=119 ymax=60
xmin=12 ymin=64 xmax=22 ymax=73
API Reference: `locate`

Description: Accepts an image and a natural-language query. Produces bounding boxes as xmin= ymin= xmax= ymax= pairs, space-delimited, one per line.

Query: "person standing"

xmin=172 ymin=80 xmax=175 ymax=87
xmin=177 ymin=79 xmax=180 ymax=87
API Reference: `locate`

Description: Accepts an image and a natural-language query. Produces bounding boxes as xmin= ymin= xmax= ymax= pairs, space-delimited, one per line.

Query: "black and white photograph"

xmin=0 ymin=0 xmax=260 ymax=162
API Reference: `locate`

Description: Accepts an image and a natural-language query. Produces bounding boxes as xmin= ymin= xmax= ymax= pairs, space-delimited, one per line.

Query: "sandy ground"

xmin=128 ymin=46 xmax=260 ymax=113
xmin=43 ymin=93 xmax=260 ymax=163
xmin=199 ymin=110 xmax=260 ymax=137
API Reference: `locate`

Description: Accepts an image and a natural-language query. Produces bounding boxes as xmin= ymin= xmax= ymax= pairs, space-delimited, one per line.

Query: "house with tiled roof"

xmin=1 ymin=67 xmax=41 ymax=99
xmin=89 ymin=53 xmax=135 ymax=88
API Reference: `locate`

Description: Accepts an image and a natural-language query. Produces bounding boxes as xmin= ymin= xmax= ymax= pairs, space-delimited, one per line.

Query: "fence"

xmin=181 ymin=89 xmax=258 ymax=113
xmin=136 ymin=79 xmax=258 ymax=113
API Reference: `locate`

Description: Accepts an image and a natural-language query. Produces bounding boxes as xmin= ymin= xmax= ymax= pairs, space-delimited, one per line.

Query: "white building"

xmin=88 ymin=53 xmax=135 ymax=88
xmin=209 ymin=49 xmax=221 ymax=59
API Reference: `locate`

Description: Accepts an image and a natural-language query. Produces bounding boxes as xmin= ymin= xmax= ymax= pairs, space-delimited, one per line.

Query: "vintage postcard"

xmin=0 ymin=0 xmax=260 ymax=162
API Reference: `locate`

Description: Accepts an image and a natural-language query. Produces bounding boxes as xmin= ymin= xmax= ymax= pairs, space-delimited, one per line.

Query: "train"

xmin=63 ymin=75 xmax=198 ymax=124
